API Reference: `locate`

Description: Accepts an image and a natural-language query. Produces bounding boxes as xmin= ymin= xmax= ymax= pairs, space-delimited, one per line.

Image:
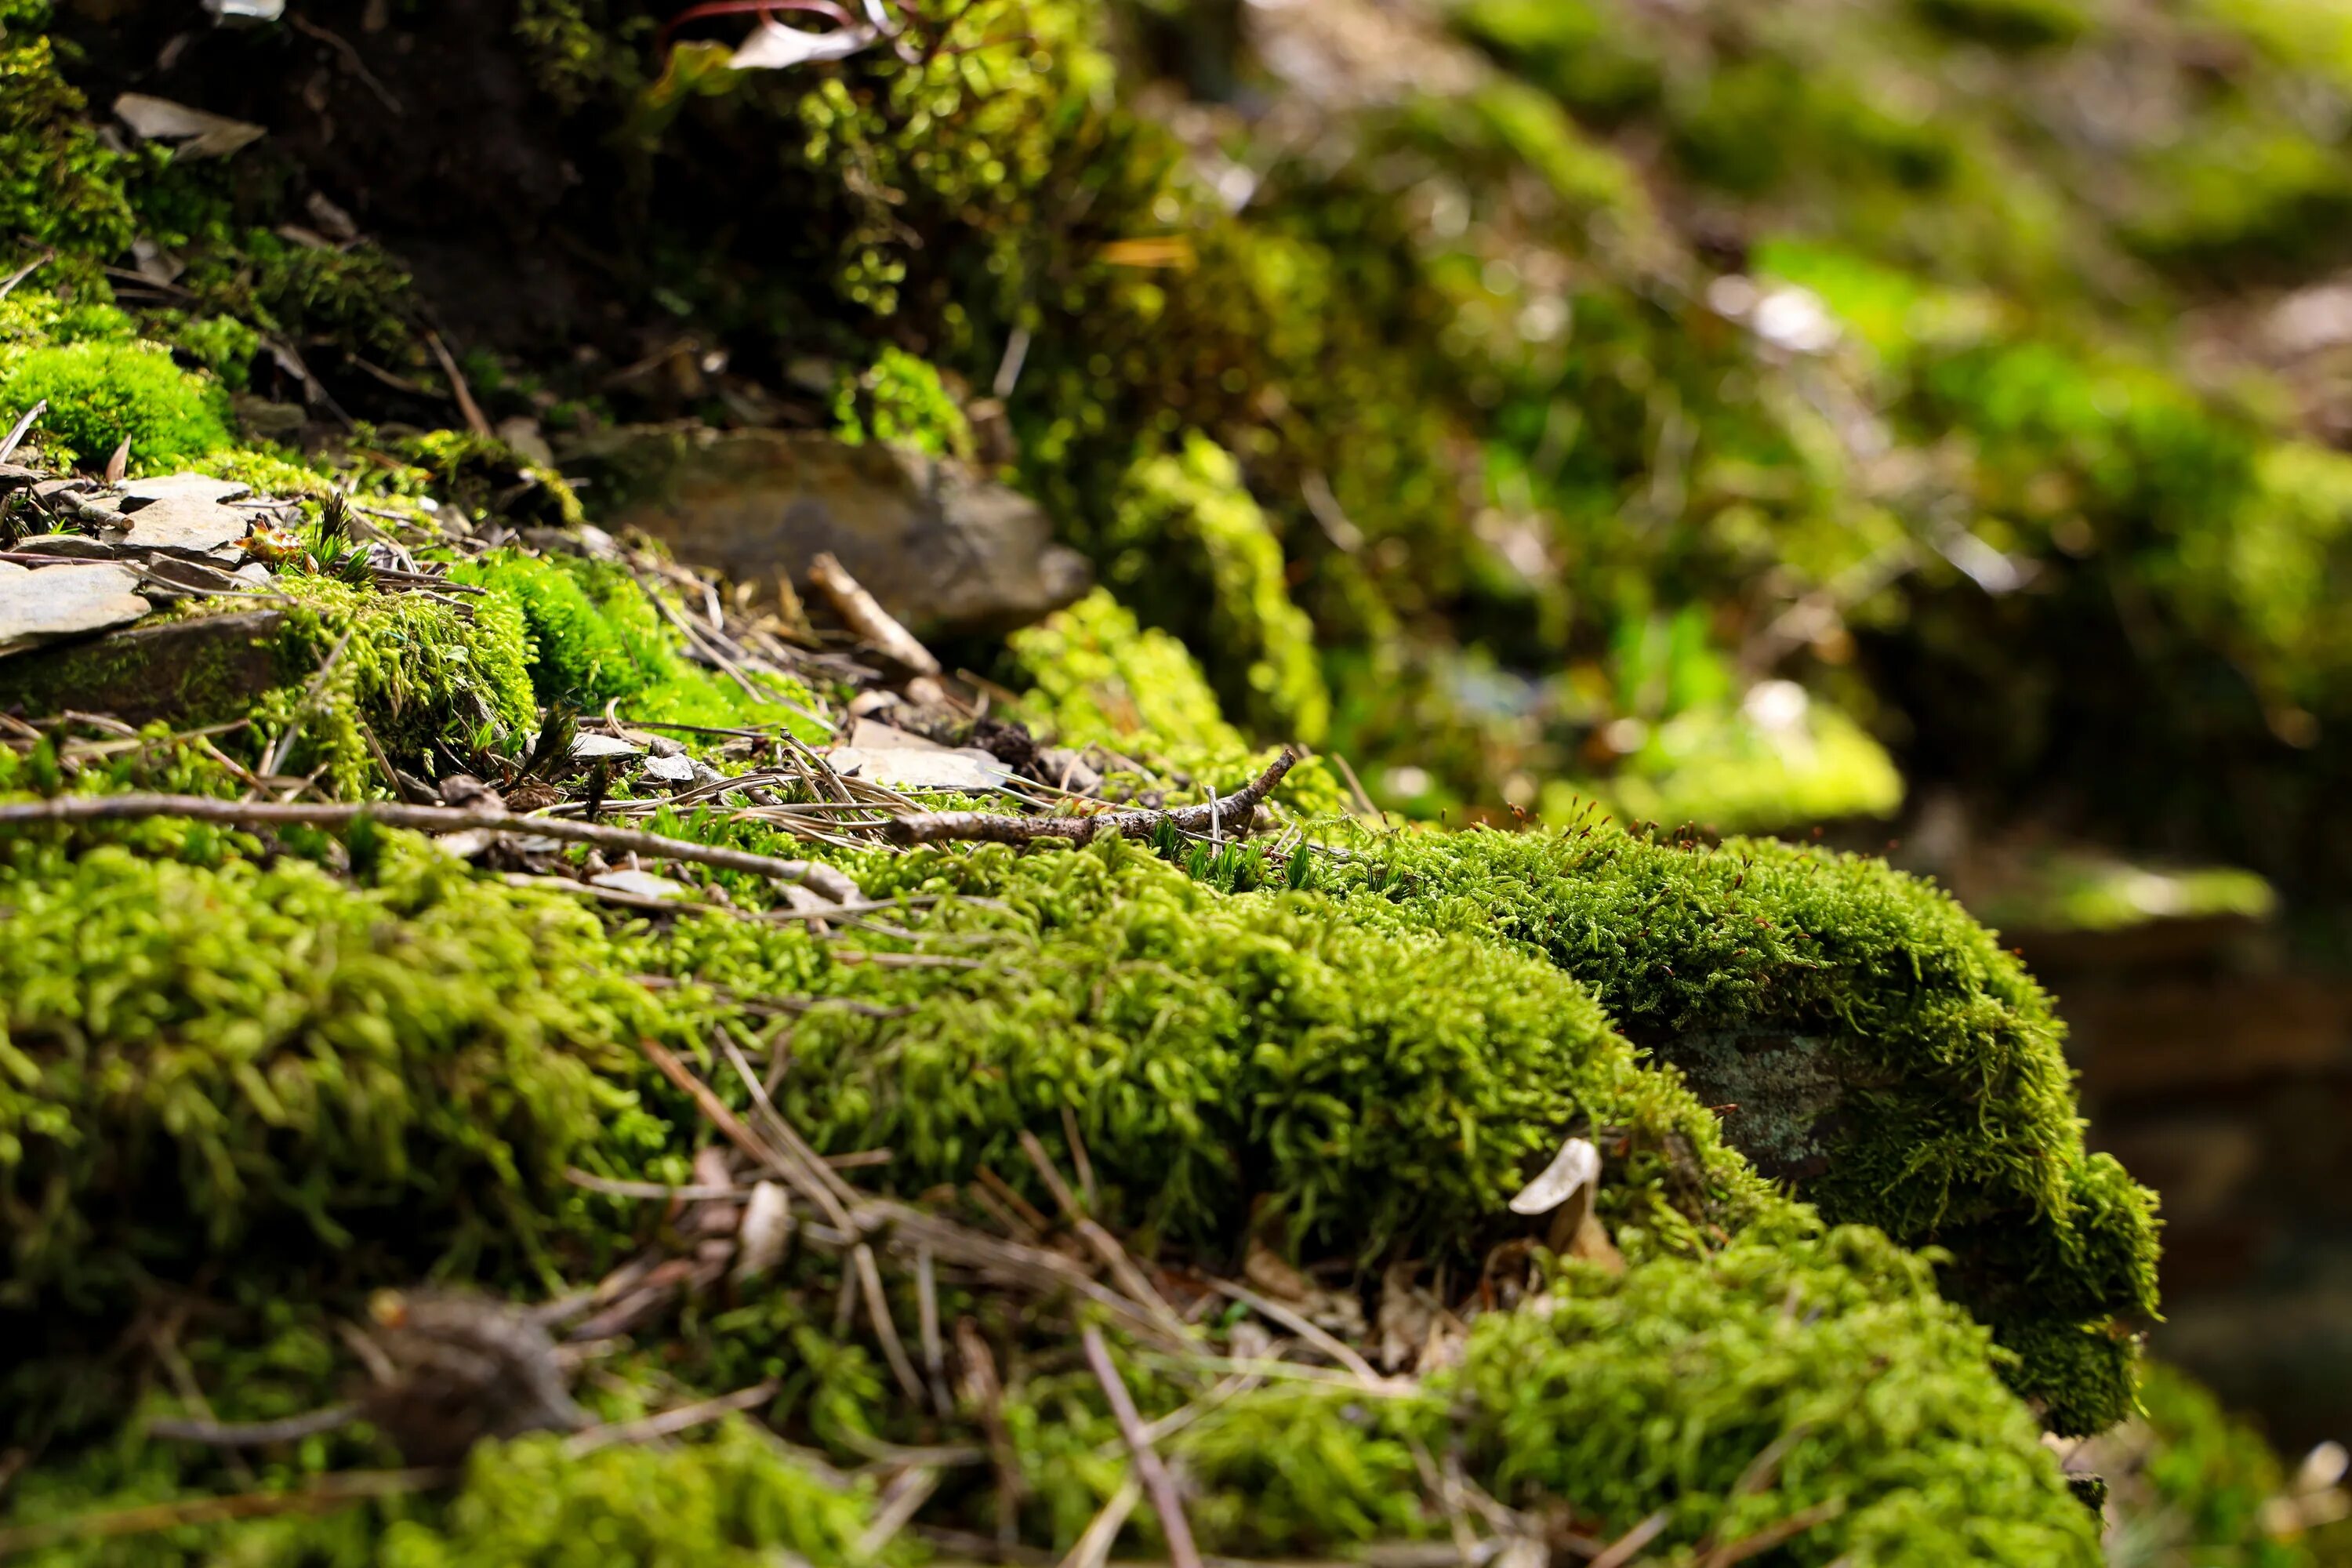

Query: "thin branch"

xmin=1697 ymin=1498 xmax=1846 ymax=1568
xmin=0 ymin=793 xmax=862 ymax=901
xmin=855 ymin=1240 xmax=931 ymax=1406
xmin=1080 ymin=1326 xmax=1202 ymax=1568
xmin=807 ymin=550 xmax=940 ymax=678
xmin=888 ymin=750 xmax=1297 ymax=848
xmin=0 ymin=399 xmax=45 ymax=463
xmin=1018 ymin=1131 xmax=1189 ymax=1344
xmin=1205 ymin=1279 xmax=1383 ymax=1388
xmin=147 ymin=1405 xmax=359 ymax=1447
xmin=424 ymin=331 xmax=493 ymax=438
xmin=1588 ymin=1511 xmax=1670 ymax=1568
xmin=564 ymin=1379 xmax=779 ymax=1455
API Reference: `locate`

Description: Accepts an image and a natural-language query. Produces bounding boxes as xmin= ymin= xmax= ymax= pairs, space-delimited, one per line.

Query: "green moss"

xmin=0 ymin=831 xmax=663 ymax=1319
xmin=452 ymin=551 xmax=826 ymax=742
xmin=0 ymin=12 xmax=136 ymax=289
xmin=380 ymin=1424 xmax=888 ymax=1568
xmin=1913 ymin=0 xmax=2093 ymax=48
xmin=1103 ymin=435 xmax=1330 ymax=746
xmin=831 ymin=346 xmax=975 ymax=461
xmin=0 ymin=342 xmax=234 ymax=472
xmin=1973 ymin=851 xmax=2278 ymax=935
xmin=1580 ymin=685 xmax=1907 ymax=834
xmin=1319 ymin=823 xmax=2161 ymax=1432
xmin=1007 ymin=587 xmax=1246 ymax=756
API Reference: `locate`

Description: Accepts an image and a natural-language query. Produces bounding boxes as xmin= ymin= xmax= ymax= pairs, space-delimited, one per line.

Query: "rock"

xmin=118 ymin=473 xmax=252 ymax=508
xmin=116 ymin=495 xmax=251 ymax=557
xmin=829 ymin=745 xmax=1014 ymax=792
xmin=571 ymin=732 xmax=643 ymax=761
xmin=0 ymin=608 xmax=286 ymax=720
xmin=590 ymin=869 xmax=694 ymax=902
xmin=0 ymin=564 xmax=152 ymax=658
xmin=11 ymin=532 xmax=117 ymax=560
xmin=561 ymin=426 xmax=1091 ymax=636
xmin=641 ymin=752 xmax=696 ymax=784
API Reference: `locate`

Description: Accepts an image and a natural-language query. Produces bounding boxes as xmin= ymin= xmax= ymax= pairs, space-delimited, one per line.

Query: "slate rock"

xmin=11 ymin=532 xmax=117 ymax=560
xmin=0 ymin=609 xmax=287 ymax=721
xmin=571 ymin=732 xmax=643 ymax=760
xmin=561 ymin=426 xmax=1091 ymax=636
xmin=120 ymin=472 xmax=252 ymax=508
xmin=0 ymin=563 xmax=151 ymax=658
xmin=117 ymin=495 xmax=249 ymax=557
xmin=641 ymin=752 xmax=697 ymax=784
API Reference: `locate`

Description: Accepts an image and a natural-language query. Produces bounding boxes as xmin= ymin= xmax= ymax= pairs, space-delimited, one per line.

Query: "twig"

xmin=1696 ymin=1499 xmax=1845 ymax=1568
xmin=1328 ymin=752 xmax=1379 ymax=818
xmin=1060 ymin=1472 xmax=1143 ymax=1568
xmin=0 ymin=249 xmax=50 ymax=303
xmin=0 ymin=793 xmax=862 ymax=900
xmin=260 ymin=626 xmax=358 ymax=779
xmin=807 ymin=551 xmax=940 ymax=677
xmin=856 ymin=1465 xmax=942 ymax=1559
xmin=425 ymin=331 xmax=493 ymax=439
xmin=0 ymin=400 xmax=45 ymax=463
xmin=888 ymin=750 xmax=1296 ymax=847
xmin=0 ymin=1469 xmax=449 ymax=1555
xmin=147 ymin=1405 xmax=359 ymax=1447
xmin=1080 ymin=1326 xmax=1202 ymax=1568
xmin=287 ymin=13 xmax=405 ymax=115
xmin=1018 ymin=1131 xmax=1189 ymax=1344
xmin=917 ymin=1247 xmax=949 ymax=1410
xmin=564 ymin=1379 xmax=778 ymax=1455
xmin=1588 ymin=1511 xmax=1670 ymax=1568
xmin=855 ymin=1240 xmax=931 ymax=1406
xmin=1205 ymin=1279 xmax=1384 ymax=1388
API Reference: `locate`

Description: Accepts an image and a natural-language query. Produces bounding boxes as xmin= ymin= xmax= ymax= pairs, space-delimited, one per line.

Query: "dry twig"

xmin=888 ymin=750 xmax=1297 ymax=847
xmin=1080 ymin=1325 xmax=1203 ymax=1568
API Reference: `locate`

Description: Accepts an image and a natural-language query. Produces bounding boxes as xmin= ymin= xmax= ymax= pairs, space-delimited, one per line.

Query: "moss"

xmin=1319 ymin=822 xmax=2161 ymax=1432
xmin=451 ymin=550 xmax=827 ymax=742
xmin=831 ymin=346 xmax=975 ymax=461
xmin=0 ymin=831 xmax=665 ymax=1319
xmin=1971 ymin=851 xmax=2278 ymax=935
xmin=1579 ymin=685 xmax=1907 ymax=834
xmin=1103 ymin=435 xmax=1330 ymax=745
xmin=0 ymin=9 xmax=137 ymax=290
xmin=1006 ymin=587 xmax=1247 ymax=756
xmin=1913 ymin=0 xmax=2093 ymax=48
xmin=0 ymin=342 xmax=234 ymax=472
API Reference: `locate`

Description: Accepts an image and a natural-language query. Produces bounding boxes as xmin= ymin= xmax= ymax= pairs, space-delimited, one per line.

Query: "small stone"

xmin=0 ymin=563 xmax=151 ymax=657
xmin=646 ymin=734 xmax=685 ymax=758
xmin=11 ymin=533 xmax=117 ymax=560
xmin=590 ymin=869 xmax=693 ymax=902
xmin=571 ymin=732 xmax=643 ymax=760
xmin=829 ymin=745 xmax=1013 ymax=792
xmin=118 ymin=495 xmax=249 ymax=557
xmin=641 ymin=752 xmax=697 ymax=784
xmin=234 ymin=562 xmax=274 ymax=586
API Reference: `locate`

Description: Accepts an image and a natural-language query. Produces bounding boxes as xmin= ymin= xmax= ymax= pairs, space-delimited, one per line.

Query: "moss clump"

xmin=1581 ymin=684 xmax=1906 ymax=834
xmin=380 ymin=1423 xmax=889 ymax=1568
xmin=0 ymin=341 xmax=234 ymax=471
xmin=831 ymin=346 xmax=975 ymax=461
xmin=0 ymin=8 xmax=136 ymax=289
xmin=1321 ymin=823 xmax=2160 ymax=1432
xmin=1102 ymin=435 xmax=1330 ymax=746
xmin=452 ymin=550 xmax=826 ymax=741
xmin=0 ymin=831 xmax=664 ymax=1320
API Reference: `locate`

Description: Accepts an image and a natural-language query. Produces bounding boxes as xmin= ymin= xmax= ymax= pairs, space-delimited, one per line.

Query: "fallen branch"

xmin=564 ymin=1379 xmax=779 ymax=1456
xmin=1588 ymin=1510 xmax=1670 ymax=1568
xmin=808 ymin=550 xmax=940 ymax=677
xmin=1081 ymin=1325 xmax=1203 ymax=1568
xmin=0 ymin=793 xmax=862 ymax=902
xmin=147 ymin=1405 xmax=359 ymax=1447
xmin=0 ymin=1468 xmax=450 ymax=1555
xmin=887 ymin=750 xmax=1297 ymax=848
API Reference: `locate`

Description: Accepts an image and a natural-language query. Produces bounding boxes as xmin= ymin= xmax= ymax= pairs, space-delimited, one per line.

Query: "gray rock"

xmin=0 ymin=563 xmax=151 ymax=658
xmin=118 ymin=495 xmax=250 ymax=557
xmin=561 ymin=426 xmax=1091 ymax=636
xmin=12 ymin=532 xmax=117 ymax=560
xmin=641 ymin=752 xmax=697 ymax=784
xmin=828 ymin=745 xmax=1013 ymax=792
xmin=0 ymin=608 xmax=286 ymax=721
xmin=571 ymin=732 xmax=643 ymax=760
xmin=590 ymin=869 xmax=694 ymax=902
xmin=120 ymin=472 xmax=252 ymax=508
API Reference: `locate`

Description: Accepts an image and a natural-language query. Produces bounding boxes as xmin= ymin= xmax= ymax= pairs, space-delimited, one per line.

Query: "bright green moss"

xmin=831 ymin=346 xmax=975 ymax=461
xmin=0 ymin=832 xmax=665 ymax=1316
xmin=1104 ymin=435 xmax=1330 ymax=746
xmin=0 ymin=11 xmax=137 ymax=289
xmin=1320 ymin=822 xmax=2161 ymax=1432
xmin=381 ymin=1424 xmax=889 ymax=1568
xmin=452 ymin=551 xmax=826 ymax=742
xmin=1008 ymin=588 xmax=1247 ymax=757
xmin=1971 ymin=850 xmax=2278 ymax=935
xmin=1584 ymin=688 xmax=1906 ymax=834
xmin=0 ymin=342 xmax=234 ymax=472
xmin=789 ymin=835 xmax=1777 ymax=1261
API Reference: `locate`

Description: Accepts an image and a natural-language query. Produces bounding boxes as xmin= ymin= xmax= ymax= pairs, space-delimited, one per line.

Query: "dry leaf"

xmin=731 ymin=18 xmax=880 ymax=70
xmin=1509 ymin=1134 xmax=1600 ymax=1215
xmin=103 ymin=437 xmax=131 ymax=485
xmin=113 ymin=93 xmax=267 ymax=160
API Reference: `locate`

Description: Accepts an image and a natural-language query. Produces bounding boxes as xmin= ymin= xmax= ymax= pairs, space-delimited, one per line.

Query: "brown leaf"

xmin=103 ymin=437 xmax=131 ymax=485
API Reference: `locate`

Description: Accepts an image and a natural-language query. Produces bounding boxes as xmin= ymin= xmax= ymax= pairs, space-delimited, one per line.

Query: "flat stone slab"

xmin=829 ymin=745 xmax=1013 ymax=792
xmin=120 ymin=472 xmax=252 ymax=507
xmin=572 ymin=733 xmax=644 ymax=761
xmin=0 ymin=563 xmax=151 ymax=658
xmin=0 ymin=608 xmax=286 ymax=722
xmin=562 ymin=426 xmax=1091 ymax=636
xmin=116 ymin=495 xmax=249 ymax=557
xmin=10 ymin=532 xmax=117 ymax=560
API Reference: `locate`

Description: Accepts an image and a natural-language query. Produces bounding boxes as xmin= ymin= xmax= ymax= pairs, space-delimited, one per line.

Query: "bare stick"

xmin=0 ymin=1469 xmax=449 ymax=1555
xmin=1018 ymin=1131 xmax=1189 ymax=1344
xmin=0 ymin=249 xmax=51 ymax=303
xmin=808 ymin=551 xmax=939 ymax=677
xmin=1588 ymin=1510 xmax=1670 ymax=1568
xmin=855 ymin=1240 xmax=931 ymax=1406
xmin=888 ymin=750 xmax=1297 ymax=848
xmin=147 ymin=1405 xmax=359 ymax=1447
xmin=425 ymin=331 xmax=493 ymax=439
xmin=1080 ymin=1326 xmax=1202 ymax=1568
xmin=0 ymin=399 xmax=45 ymax=463
xmin=1206 ymin=1279 xmax=1383 ymax=1388
xmin=564 ymin=1380 xmax=779 ymax=1455
xmin=0 ymin=793 xmax=862 ymax=901
xmin=1059 ymin=1472 xmax=1142 ymax=1568
xmin=1696 ymin=1499 xmax=1845 ymax=1568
